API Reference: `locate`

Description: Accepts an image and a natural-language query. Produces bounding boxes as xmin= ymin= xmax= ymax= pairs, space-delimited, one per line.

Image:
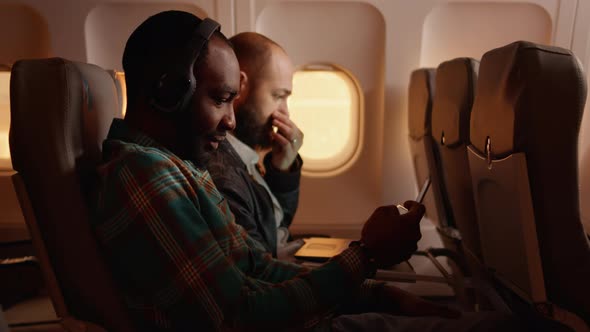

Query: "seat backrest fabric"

xmin=469 ymin=41 xmax=590 ymax=323
xmin=431 ymin=58 xmax=482 ymax=263
xmin=408 ymin=68 xmax=450 ymax=229
xmin=9 ymin=58 xmax=135 ymax=330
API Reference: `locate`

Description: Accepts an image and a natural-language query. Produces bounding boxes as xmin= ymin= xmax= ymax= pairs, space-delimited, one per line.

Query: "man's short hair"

xmin=123 ymin=11 xmax=230 ymax=104
xmin=229 ymin=32 xmax=283 ymax=82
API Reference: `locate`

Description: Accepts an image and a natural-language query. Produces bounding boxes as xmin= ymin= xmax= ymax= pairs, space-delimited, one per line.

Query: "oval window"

xmin=288 ymin=64 xmax=362 ymax=176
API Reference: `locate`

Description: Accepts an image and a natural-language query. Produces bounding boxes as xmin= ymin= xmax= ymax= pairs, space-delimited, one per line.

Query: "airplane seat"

xmin=9 ymin=58 xmax=135 ymax=331
xmin=431 ymin=58 xmax=482 ymax=268
xmin=408 ymin=68 xmax=476 ymax=302
xmin=408 ymin=68 xmax=450 ymax=230
xmin=468 ymin=41 xmax=590 ymax=330
xmin=408 ymin=69 xmax=457 ymax=235
xmin=409 ymin=69 xmax=471 ymax=256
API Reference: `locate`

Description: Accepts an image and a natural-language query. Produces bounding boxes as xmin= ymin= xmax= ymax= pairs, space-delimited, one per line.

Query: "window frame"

xmin=0 ymin=69 xmax=12 ymax=170
xmin=289 ymin=63 xmax=364 ymax=177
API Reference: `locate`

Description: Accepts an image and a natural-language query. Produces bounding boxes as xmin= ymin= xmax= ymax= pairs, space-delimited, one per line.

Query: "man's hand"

xmin=379 ymin=284 xmax=461 ymax=318
xmin=270 ymin=109 xmax=303 ymax=172
xmin=360 ymin=201 xmax=425 ymax=268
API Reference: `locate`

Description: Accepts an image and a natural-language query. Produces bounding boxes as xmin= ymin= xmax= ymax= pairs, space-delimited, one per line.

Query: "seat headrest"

xmin=408 ymin=68 xmax=436 ymax=139
xmin=10 ymin=58 xmax=119 ymax=171
xmin=432 ymin=58 xmax=479 ymax=147
xmin=470 ymin=41 xmax=586 ymax=157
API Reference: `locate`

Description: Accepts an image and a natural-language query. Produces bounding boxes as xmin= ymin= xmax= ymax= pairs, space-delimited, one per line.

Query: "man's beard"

xmin=191 ymin=139 xmax=215 ymax=169
xmin=234 ymin=102 xmax=272 ymax=149
xmin=177 ymin=115 xmax=216 ymax=169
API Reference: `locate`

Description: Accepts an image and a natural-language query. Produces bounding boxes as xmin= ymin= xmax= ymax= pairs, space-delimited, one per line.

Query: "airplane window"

xmin=288 ymin=65 xmax=362 ymax=175
xmin=0 ymin=71 xmax=11 ymax=170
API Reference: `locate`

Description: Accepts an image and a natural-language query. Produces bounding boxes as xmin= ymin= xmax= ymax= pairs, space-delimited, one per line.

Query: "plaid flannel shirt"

xmin=91 ymin=119 xmax=383 ymax=331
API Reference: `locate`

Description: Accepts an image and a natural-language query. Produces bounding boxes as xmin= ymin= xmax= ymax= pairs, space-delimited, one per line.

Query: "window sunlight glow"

xmin=0 ymin=71 xmax=11 ymax=170
xmin=288 ymin=68 xmax=361 ymax=174
xmin=110 ymin=70 xmax=127 ymax=117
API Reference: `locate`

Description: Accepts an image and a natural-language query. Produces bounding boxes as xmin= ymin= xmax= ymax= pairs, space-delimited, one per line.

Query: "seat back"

xmin=9 ymin=58 xmax=134 ymax=330
xmin=408 ymin=68 xmax=449 ymax=229
xmin=468 ymin=41 xmax=590 ymax=325
xmin=431 ymin=58 xmax=482 ymax=264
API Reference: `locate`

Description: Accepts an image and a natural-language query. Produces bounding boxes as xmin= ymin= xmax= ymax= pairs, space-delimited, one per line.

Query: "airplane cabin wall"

xmin=0 ymin=0 xmax=235 ymax=68
xmin=85 ymin=3 xmax=208 ymax=71
xmin=250 ymin=1 xmax=386 ymax=235
xmin=235 ymin=0 xmax=585 ymax=238
xmin=0 ymin=0 xmax=588 ymax=239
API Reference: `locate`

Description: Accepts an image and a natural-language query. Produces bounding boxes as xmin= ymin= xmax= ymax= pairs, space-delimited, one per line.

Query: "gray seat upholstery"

xmin=468 ymin=41 xmax=590 ymax=328
xmin=9 ymin=58 xmax=135 ymax=331
xmin=408 ymin=68 xmax=450 ymax=230
xmin=431 ymin=58 xmax=482 ymax=265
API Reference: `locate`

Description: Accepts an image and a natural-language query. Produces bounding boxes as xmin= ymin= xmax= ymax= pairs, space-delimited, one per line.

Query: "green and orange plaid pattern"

xmin=91 ymin=119 xmax=383 ymax=331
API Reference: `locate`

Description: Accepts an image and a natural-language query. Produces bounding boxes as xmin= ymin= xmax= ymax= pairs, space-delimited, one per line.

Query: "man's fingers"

xmin=271 ymin=111 xmax=293 ymax=125
xmin=272 ymin=112 xmax=300 ymax=137
xmin=403 ymin=200 xmax=419 ymax=210
xmin=271 ymin=131 xmax=291 ymax=147
xmin=382 ymin=205 xmax=401 ymax=216
xmin=272 ymin=119 xmax=294 ymax=140
xmin=402 ymin=201 xmax=425 ymax=221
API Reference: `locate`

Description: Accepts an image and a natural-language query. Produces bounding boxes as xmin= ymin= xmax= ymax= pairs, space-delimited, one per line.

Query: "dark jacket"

xmin=207 ymin=138 xmax=302 ymax=257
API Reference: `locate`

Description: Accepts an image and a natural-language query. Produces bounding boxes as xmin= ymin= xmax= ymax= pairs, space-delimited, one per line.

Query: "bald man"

xmin=207 ymin=32 xmax=304 ymax=258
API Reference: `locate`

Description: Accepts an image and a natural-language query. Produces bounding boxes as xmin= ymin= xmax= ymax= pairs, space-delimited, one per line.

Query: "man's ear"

xmin=236 ymin=71 xmax=249 ymax=102
xmin=239 ymin=71 xmax=249 ymax=92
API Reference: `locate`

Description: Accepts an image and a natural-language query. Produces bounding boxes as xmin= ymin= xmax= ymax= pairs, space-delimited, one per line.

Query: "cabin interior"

xmin=1 ymin=0 xmax=590 ymax=331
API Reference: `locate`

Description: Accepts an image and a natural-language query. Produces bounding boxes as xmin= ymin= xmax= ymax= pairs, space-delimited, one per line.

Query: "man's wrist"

xmin=272 ymin=158 xmax=298 ymax=172
xmin=349 ymin=240 xmax=377 ymax=279
xmin=268 ymin=153 xmax=302 ymax=173
xmin=263 ymin=153 xmax=302 ymax=192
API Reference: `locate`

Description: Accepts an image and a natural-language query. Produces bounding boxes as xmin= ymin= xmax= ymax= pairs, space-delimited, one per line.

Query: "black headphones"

xmin=150 ymin=18 xmax=221 ymax=114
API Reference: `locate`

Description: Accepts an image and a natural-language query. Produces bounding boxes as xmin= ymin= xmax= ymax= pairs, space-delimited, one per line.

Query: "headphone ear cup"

xmin=151 ymin=73 xmax=193 ymax=113
xmin=150 ymin=18 xmax=220 ymax=114
xmin=176 ymin=76 xmax=197 ymax=113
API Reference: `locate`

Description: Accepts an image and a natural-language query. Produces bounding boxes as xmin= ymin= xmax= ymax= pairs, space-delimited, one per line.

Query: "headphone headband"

xmin=150 ymin=17 xmax=221 ymax=114
xmin=187 ymin=18 xmax=220 ymax=64
xmin=196 ymin=18 xmax=221 ymax=46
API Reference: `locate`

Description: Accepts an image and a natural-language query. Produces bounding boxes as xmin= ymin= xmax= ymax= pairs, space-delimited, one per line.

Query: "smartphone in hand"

xmin=397 ymin=177 xmax=431 ymax=214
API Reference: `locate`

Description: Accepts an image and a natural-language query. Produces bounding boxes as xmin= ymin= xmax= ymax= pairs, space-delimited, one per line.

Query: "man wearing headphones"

xmin=207 ymin=32 xmax=305 ymax=259
xmin=91 ymin=10 xmax=521 ymax=332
